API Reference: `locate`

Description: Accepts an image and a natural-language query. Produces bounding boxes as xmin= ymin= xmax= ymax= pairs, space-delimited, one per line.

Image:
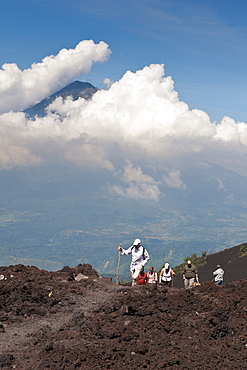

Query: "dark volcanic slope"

xmin=174 ymin=242 xmax=247 ymax=288
xmin=0 ymin=264 xmax=246 ymax=369
xmin=199 ymin=243 xmax=247 ymax=282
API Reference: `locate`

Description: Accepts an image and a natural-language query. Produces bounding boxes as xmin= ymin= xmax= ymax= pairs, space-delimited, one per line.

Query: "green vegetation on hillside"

xmin=165 ymin=251 xmax=209 ymax=274
xmin=240 ymin=243 xmax=247 ymax=256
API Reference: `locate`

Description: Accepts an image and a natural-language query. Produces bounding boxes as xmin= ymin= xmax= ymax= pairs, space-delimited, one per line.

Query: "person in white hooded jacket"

xmin=213 ymin=264 xmax=224 ymax=285
xmin=118 ymin=238 xmax=150 ymax=286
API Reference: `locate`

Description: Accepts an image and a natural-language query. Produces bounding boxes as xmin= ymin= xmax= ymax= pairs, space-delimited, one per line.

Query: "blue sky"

xmin=1 ymin=0 xmax=247 ymax=123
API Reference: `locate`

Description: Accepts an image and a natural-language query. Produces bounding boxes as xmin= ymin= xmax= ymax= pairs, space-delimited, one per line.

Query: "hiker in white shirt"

xmin=213 ymin=265 xmax=224 ymax=285
xmin=147 ymin=266 xmax=158 ymax=284
xmin=118 ymin=238 xmax=150 ymax=286
xmin=159 ymin=262 xmax=176 ymax=287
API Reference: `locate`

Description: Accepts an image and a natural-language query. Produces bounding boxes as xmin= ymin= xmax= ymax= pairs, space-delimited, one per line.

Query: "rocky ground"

xmin=0 ymin=259 xmax=246 ymax=369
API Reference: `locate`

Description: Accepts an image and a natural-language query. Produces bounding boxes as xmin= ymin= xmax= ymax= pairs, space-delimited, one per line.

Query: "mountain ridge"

xmin=24 ymin=80 xmax=98 ymax=118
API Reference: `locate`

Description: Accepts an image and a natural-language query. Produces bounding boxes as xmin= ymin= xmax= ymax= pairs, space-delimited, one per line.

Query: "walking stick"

xmin=116 ymin=243 xmax=122 ymax=285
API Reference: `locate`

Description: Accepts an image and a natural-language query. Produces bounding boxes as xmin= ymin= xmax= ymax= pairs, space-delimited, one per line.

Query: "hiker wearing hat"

xmin=213 ymin=264 xmax=224 ymax=285
xmin=118 ymin=238 xmax=150 ymax=286
xmin=182 ymin=260 xmax=199 ymax=289
xmin=147 ymin=266 xmax=158 ymax=284
xmin=159 ymin=262 xmax=176 ymax=287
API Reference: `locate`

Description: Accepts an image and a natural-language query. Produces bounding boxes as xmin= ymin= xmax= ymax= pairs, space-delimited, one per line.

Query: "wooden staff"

xmin=116 ymin=243 xmax=122 ymax=285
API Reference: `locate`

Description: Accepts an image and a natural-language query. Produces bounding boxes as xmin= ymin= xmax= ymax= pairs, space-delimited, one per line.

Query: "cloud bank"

xmin=0 ymin=40 xmax=110 ymax=113
xmin=1 ymin=40 xmax=247 ymax=201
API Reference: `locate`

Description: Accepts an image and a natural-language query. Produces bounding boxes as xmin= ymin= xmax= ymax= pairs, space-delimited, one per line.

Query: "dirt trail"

xmin=0 ymin=286 xmax=115 ymax=351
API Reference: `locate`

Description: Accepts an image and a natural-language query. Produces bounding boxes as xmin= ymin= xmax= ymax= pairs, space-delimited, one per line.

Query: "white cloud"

xmin=103 ymin=77 xmax=114 ymax=89
xmin=64 ymin=143 xmax=114 ymax=171
xmin=0 ymin=40 xmax=111 ymax=113
xmin=1 ymin=46 xmax=247 ymax=183
xmin=0 ymin=138 xmax=42 ymax=170
xmin=214 ymin=116 xmax=247 ymax=144
xmin=109 ymin=160 xmax=160 ymax=201
xmin=110 ymin=183 xmax=160 ymax=202
xmin=119 ymin=160 xmax=157 ymax=184
xmin=163 ymin=169 xmax=186 ymax=190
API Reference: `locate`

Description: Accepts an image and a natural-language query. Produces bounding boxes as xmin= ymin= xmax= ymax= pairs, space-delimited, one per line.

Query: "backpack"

xmin=131 ymin=246 xmax=145 ymax=257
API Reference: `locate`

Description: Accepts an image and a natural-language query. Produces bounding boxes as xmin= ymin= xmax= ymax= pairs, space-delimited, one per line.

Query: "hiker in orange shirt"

xmin=137 ymin=267 xmax=148 ymax=285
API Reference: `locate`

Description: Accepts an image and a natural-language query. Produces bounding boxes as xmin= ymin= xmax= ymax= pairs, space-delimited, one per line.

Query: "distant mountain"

xmin=24 ymin=81 xmax=98 ymax=118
